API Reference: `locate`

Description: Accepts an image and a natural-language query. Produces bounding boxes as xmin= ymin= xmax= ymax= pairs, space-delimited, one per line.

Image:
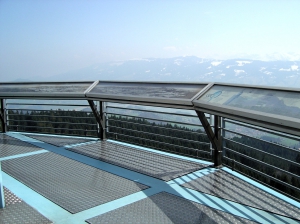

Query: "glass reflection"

xmin=90 ymin=82 xmax=204 ymax=99
xmin=0 ymin=83 xmax=91 ymax=93
xmin=197 ymin=85 xmax=300 ymax=119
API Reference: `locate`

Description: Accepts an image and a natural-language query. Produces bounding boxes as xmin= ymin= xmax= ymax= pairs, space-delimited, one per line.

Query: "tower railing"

xmin=0 ymin=82 xmax=299 ymax=201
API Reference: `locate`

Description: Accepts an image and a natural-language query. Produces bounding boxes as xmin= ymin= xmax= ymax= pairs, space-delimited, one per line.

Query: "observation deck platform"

xmin=1 ymin=132 xmax=300 ymax=224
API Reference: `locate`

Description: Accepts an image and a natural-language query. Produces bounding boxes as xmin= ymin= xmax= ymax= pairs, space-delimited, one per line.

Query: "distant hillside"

xmin=46 ymin=56 xmax=300 ymax=88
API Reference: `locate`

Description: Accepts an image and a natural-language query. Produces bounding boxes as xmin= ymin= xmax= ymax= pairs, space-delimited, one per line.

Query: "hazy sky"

xmin=1 ymin=0 xmax=300 ymax=81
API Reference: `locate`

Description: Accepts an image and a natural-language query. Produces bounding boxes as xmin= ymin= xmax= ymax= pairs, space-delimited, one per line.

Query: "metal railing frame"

xmin=3 ymin=97 xmax=300 ymax=200
xmin=221 ymin=116 xmax=300 ymax=201
xmin=224 ymin=137 xmax=300 ymax=169
xmin=222 ymin=157 xmax=300 ymax=194
xmin=107 ymin=131 xmax=211 ymax=158
xmin=224 ymin=147 xmax=300 ymax=179
xmin=107 ymin=124 xmax=210 ymax=146
xmin=223 ymin=128 xmax=300 ymax=154
xmin=107 ymin=105 xmax=199 ymax=118
xmin=106 ymin=112 xmax=204 ymax=128
xmin=225 ymin=118 xmax=300 ymax=142
xmin=6 ymin=100 xmax=98 ymax=137
xmin=107 ymin=118 xmax=207 ymax=136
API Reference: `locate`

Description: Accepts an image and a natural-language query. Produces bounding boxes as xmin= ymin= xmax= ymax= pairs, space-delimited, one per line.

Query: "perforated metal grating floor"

xmin=0 ymin=134 xmax=43 ymax=158
xmin=181 ymin=169 xmax=300 ymax=221
xmin=68 ymin=141 xmax=209 ymax=181
xmin=2 ymin=152 xmax=149 ymax=213
xmin=0 ymin=187 xmax=52 ymax=224
xmin=24 ymin=134 xmax=96 ymax=147
xmin=86 ymin=192 xmax=258 ymax=224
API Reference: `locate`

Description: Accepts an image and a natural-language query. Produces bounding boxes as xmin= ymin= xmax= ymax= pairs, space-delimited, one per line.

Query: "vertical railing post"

xmin=214 ymin=115 xmax=222 ymax=166
xmin=221 ymin=117 xmax=226 ymax=157
xmin=196 ymin=111 xmax=222 ymax=167
xmin=105 ymin=102 xmax=109 ymax=134
xmin=88 ymin=100 xmax=105 ymax=140
xmin=0 ymin=162 xmax=5 ymax=208
xmin=99 ymin=101 xmax=106 ymax=140
xmin=209 ymin=114 xmax=213 ymax=156
xmin=95 ymin=101 xmax=100 ymax=139
xmin=0 ymin=99 xmax=7 ymax=133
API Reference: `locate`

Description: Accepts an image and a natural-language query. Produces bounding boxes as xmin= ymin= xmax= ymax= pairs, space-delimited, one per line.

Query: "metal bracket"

xmin=196 ymin=111 xmax=222 ymax=167
xmin=88 ymin=100 xmax=106 ymax=140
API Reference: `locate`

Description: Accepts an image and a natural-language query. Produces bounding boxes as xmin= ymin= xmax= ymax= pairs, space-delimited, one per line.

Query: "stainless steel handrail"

xmin=224 ymin=137 xmax=300 ymax=168
xmin=106 ymin=112 xmax=203 ymax=127
xmin=107 ymin=124 xmax=210 ymax=146
xmin=108 ymin=118 xmax=207 ymax=136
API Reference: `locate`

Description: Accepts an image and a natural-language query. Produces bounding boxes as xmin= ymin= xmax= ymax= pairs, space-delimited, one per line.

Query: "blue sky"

xmin=1 ymin=0 xmax=300 ymax=81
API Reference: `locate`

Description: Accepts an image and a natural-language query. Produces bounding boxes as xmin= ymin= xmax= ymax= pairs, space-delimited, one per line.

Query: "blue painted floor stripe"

xmin=0 ymin=163 xmax=4 ymax=208
xmin=10 ymin=131 xmax=98 ymax=141
xmin=72 ymin=188 xmax=160 ymax=221
xmin=7 ymin=132 xmax=50 ymax=145
xmin=2 ymin=172 xmax=71 ymax=223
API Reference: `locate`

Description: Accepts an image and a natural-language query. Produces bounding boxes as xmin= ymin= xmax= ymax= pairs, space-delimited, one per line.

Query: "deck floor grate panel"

xmin=2 ymin=152 xmax=149 ymax=213
xmin=86 ymin=192 xmax=258 ymax=224
xmin=0 ymin=187 xmax=52 ymax=224
xmin=69 ymin=141 xmax=209 ymax=181
xmin=0 ymin=134 xmax=43 ymax=158
xmin=181 ymin=169 xmax=300 ymax=221
xmin=24 ymin=134 xmax=96 ymax=147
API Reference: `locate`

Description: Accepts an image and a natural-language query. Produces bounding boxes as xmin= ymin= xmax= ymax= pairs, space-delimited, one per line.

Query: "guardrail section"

xmin=222 ymin=118 xmax=300 ymax=200
xmin=6 ymin=99 xmax=98 ymax=137
xmin=106 ymin=103 xmax=212 ymax=161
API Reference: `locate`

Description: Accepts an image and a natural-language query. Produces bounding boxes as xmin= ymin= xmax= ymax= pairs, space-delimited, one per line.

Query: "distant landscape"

xmin=15 ymin=56 xmax=300 ymax=89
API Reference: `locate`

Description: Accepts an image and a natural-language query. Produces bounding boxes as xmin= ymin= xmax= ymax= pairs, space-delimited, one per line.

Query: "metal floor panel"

xmin=2 ymin=152 xmax=149 ymax=214
xmin=0 ymin=187 xmax=52 ymax=224
xmin=69 ymin=141 xmax=209 ymax=181
xmin=0 ymin=134 xmax=43 ymax=158
xmin=86 ymin=192 xmax=258 ymax=224
xmin=24 ymin=134 xmax=96 ymax=147
xmin=181 ymin=169 xmax=300 ymax=221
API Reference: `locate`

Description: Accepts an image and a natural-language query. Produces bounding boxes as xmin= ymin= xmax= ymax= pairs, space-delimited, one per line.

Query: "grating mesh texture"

xmin=2 ymin=152 xmax=149 ymax=213
xmin=24 ymin=134 xmax=96 ymax=147
xmin=69 ymin=141 xmax=209 ymax=181
xmin=0 ymin=187 xmax=52 ymax=224
xmin=3 ymin=187 xmax=22 ymax=205
xmin=182 ymin=169 xmax=300 ymax=221
xmin=86 ymin=192 xmax=258 ymax=224
xmin=0 ymin=134 xmax=43 ymax=158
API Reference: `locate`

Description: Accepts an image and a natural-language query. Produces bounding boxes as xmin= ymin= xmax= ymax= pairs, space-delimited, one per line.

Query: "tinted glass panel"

xmin=0 ymin=83 xmax=91 ymax=93
xmin=90 ymin=82 xmax=204 ymax=99
xmin=197 ymin=85 xmax=300 ymax=119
